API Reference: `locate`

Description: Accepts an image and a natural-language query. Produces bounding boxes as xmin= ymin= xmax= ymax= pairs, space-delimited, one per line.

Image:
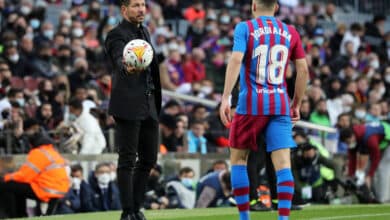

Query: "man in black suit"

xmin=104 ymin=0 xmax=161 ymax=219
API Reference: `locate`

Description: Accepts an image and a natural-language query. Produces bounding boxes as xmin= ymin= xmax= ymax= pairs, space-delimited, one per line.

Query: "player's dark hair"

xmin=179 ymin=167 xmax=194 ymax=176
xmin=119 ymin=0 xmax=130 ymax=6
xmin=256 ymin=0 xmax=277 ymax=9
xmin=71 ymin=164 xmax=83 ymax=173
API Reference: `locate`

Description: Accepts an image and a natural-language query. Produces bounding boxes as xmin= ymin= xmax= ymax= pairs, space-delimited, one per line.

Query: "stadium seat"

xmin=9 ymin=76 xmax=24 ymax=89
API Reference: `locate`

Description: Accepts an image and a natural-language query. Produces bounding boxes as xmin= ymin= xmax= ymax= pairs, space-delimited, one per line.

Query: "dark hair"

xmin=179 ymin=167 xmax=194 ymax=176
xmin=95 ymin=162 xmax=110 ymax=171
xmin=68 ymin=98 xmax=83 ymax=110
xmin=213 ymin=160 xmax=228 ymax=168
xmin=256 ymin=0 xmax=277 ymax=9
xmin=71 ymin=164 xmax=83 ymax=173
xmin=119 ymin=0 xmax=130 ymax=6
xmin=7 ymin=88 xmax=22 ymax=98
xmin=339 ymin=128 xmax=354 ymax=142
xmin=221 ymin=171 xmax=231 ymax=191
xmin=337 ymin=112 xmax=351 ymax=121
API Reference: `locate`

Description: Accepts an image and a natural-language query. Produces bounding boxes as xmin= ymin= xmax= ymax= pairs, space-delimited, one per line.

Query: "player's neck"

xmin=253 ymin=11 xmax=274 ymax=18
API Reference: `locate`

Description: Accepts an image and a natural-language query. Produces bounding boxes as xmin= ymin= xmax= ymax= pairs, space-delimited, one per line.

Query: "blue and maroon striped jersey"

xmin=233 ymin=16 xmax=305 ymax=116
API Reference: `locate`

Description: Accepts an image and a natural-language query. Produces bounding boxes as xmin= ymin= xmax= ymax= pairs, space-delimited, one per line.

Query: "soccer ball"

xmin=123 ymin=39 xmax=154 ymax=69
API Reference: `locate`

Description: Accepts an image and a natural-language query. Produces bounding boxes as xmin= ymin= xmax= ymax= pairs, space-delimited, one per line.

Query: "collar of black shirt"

xmin=121 ymin=19 xmax=143 ymax=32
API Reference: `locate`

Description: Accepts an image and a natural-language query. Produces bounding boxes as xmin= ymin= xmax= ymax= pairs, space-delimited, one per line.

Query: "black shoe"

xmin=250 ymin=201 xmax=272 ymax=211
xmin=120 ymin=212 xmax=138 ymax=220
xmin=134 ymin=211 xmax=147 ymax=220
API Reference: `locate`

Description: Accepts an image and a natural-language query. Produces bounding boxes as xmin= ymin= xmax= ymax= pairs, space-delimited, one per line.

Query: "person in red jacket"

xmin=182 ymin=48 xmax=206 ymax=83
xmin=0 ymin=119 xmax=70 ymax=218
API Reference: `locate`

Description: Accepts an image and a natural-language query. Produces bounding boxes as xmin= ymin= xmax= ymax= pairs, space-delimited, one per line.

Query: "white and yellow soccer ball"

xmin=123 ymin=39 xmax=154 ymax=69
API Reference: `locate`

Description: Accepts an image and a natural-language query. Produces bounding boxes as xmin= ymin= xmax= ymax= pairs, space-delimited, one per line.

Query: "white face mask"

xmin=370 ymin=60 xmax=380 ymax=69
xmin=97 ymin=173 xmax=111 ymax=188
xmin=110 ymin=172 xmax=116 ymax=181
xmin=385 ymin=75 xmax=390 ymax=83
xmin=72 ymin=177 xmax=82 ymax=190
xmin=68 ymin=113 xmax=77 ymax=121
xmin=20 ymin=6 xmax=31 ymax=15
xmin=63 ymin=19 xmax=72 ymax=27
xmin=72 ymin=28 xmax=84 ymax=38
xmin=355 ymin=110 xmax=366 ymax=119
xmin=43 ymin=30 xmax=54 ymax=40
xmin=200 ymin=86 xmax=213 ymax=95
xmin=348 ymin=142 xmax=357 ymax=149
xmin=8 ymin=54 xmax=19 ymax=63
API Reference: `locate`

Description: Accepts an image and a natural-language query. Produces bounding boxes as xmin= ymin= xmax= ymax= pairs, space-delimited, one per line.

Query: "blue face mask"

xmin=314 ymin=37 xmax=324 ymax=46
xmin=68 ymin=113 xmax=77 ymax=121
xmin=108 ymin=17 xmax=117 ymax=26
xmin=181 ymin=178 xmax=193 ymax=189
xmin=30 ymin=19 xmax=40 ymax=29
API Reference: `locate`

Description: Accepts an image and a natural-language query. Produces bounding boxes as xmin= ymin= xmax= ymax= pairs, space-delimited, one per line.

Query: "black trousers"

xmin=247 ymin=136 xmax=276 ymax=201
xmin=0 ymin=181 xmax=38 ymax=218
xmin=114 ymin=116 xmax=158 ymax=213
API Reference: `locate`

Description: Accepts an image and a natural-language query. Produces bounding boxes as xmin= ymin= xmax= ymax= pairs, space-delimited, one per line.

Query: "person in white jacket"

xmin=68 ymin=98 xmax=106 ymax=154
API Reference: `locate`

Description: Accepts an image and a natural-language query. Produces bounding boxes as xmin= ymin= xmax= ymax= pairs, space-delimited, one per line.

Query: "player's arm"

xmin=290 ymin=27 xmax=309 ymax=123
xmin=220 ymin=22 xmax=247 ymax=126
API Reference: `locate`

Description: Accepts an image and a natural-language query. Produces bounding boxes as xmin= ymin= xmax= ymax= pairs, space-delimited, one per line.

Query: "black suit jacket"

xmin=105 ymin=19 xmax=161 ymax=120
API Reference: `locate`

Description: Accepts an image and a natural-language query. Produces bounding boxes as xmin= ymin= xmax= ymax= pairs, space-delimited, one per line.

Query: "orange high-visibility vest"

xmin=4 ymin=144 xmax=70 ymax=202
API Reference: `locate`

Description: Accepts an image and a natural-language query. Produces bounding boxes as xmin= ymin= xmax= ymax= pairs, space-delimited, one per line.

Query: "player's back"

xmin=235 ymin=16 xmax=304 ymax=116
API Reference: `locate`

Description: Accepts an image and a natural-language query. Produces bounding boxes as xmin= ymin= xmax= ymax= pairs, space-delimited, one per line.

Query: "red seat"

xmin=10 ymin=76 xmax=24 ymax=89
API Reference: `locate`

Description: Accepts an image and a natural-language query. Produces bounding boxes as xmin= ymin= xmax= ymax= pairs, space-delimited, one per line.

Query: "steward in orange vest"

xmin=0 ymin=119 xmax=70 ymax=218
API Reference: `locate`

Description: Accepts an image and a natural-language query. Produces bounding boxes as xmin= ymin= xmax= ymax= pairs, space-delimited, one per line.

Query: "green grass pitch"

xmin=13 ymin=204 xmax=390 ymax=220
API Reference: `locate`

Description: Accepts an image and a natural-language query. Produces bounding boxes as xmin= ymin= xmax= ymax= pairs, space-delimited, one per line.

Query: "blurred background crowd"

xmin=0 ymin=0 xmax=390 ymax=216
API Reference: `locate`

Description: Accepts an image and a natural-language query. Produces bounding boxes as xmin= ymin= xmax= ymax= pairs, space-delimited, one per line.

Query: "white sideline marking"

xmin=311 ymin=213 xmax=390 ymax=220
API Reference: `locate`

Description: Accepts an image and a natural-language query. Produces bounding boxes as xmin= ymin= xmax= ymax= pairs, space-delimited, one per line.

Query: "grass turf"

xmin=13 ymin=204 xmax=390 ymax=220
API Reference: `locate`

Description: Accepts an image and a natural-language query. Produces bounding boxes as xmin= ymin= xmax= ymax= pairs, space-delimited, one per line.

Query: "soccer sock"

xmin=276 ymin=168 xmax=294 ymax=220
xmin=231 ymin=165 xmax=250 ymax=220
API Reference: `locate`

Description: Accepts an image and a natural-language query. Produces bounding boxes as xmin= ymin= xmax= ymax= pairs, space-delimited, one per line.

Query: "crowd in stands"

xmin=0 ymin=0 xmax=390 ymax=215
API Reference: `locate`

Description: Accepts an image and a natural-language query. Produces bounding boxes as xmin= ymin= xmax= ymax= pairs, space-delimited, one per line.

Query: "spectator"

xmin=187 ymin=119 xmax=207 ymax=154
xmin=3 ymin=41 xmax=33 ymax=77
xmin=68 ymin=98 xmax=106 ymax=154
xmin=144 ymin=165 xmax=169 ymax=210
xmin=31 ymin=41 xmax=57 ymax=78
xmin=57 ymin=164 xmax=94 ymax=214
xmin=35 ymin=102 xmax=56 ymax=131
xmin=159 ymin=113 xmax=179 ymax=152
xmin=310 ymin=98 xmax=331 ymax=127
xmin=340 ymin=23 xmax=363 ymax=56
xmin=195 ymin=170 xmax=231 ymax=208
xmin=166 ymin=167 xmax=196 ymax=209
xmin=185 ymin=19 xmax=206 ymax=49
xmin=88 ymin=162 xmax=121 ymax=211
xmin=183 ymin=1 xmax=205 ymax=23
xmin=183 ymin=48 xmax=206 ymax=83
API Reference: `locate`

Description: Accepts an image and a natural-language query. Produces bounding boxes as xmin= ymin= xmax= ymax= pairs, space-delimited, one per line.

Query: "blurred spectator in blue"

xmin=33 ymin=21 xmax=54 ymax=46
xmin=57 ymin=164 xmax=94 ymax=214
xmin=185 ymin=18 xmax=205 ymax=49
xmin=196 ymin=169 xmax=231 ymax=208
xmin=88 ymin=162 xmax=121 ymax=211
xmin=187 ymin=120 xmax=207 ymax=154
xmin=166 ymin=46 xmax=185 ymax=86
xmin=365 ymin=103 xmax=382 ymax=123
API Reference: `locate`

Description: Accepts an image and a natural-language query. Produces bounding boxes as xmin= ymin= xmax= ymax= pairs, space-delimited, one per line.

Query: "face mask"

xmin=108 ymin=17 xmax=117 ymax=26
xmin=355 ymin=110 xmax=366 ymax=119
xmin=72 ymin=28 xmax=84 ymax=38
xmin=379 ymin=86 xmax=386 ymax=97
xmin=72 ymin=177 xmax=81 ymax=190
xmin=225 ymin=0 xmax=234 ymax=7
xmin=178 ymin=45 xmax=186 ymax=55
xmin=30 ymin=19 xmax=40 ymax=29
xmin=20 ymin=6 xmax=31 ymax=15
xmin=314 ymin=37 xmax=324 ymax=46
xmin=63 ymin=19 xmax=72 ymax=27
xmin=385 ymin=75 xmax=390 ymax=83
xmin=200 ymin=86 xmax=213 ymax=95
xmin=8 ymin=54 xmax=19 ymax=63
xmin=181 ymin=178 xmax=193 ymax=189
xmin=16 ymin=98 xmax=25 ymax=107
xmin=370 ymin=60 xmax=380 ymax=69
xmin=220 ymin=15 xmax=230 ymax=24
xmin=110 ymin=172 xmax=116 ymax=181
xmin=43 ymin=30 xmax=54 ymax=40
xmin=205 ymin=25 xmax=214 ymax=32
xmin=97 ymin=173 xmax=111 ymax=188
xmin=68 ymin=113 xmax=77 ymax=121
xmin=348 ymin=142 xmax=357 ymax=149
